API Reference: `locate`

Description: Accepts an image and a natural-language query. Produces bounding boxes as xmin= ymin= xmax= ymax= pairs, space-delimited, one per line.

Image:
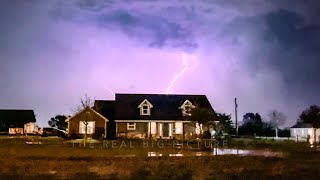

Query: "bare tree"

xmin=75 ymin=94 xmax=94 ymax=146
xmin=268 ymin=110 xmax=286 ymax=138
xmin=76 ymin=94 xmax=94 ymax=112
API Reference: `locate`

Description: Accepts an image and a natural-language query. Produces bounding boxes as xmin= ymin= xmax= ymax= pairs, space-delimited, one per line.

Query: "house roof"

xmin=0 ymin=109 xmax=36 ymax=128
xmin=65 ymin=107 xmax=109 ymax=122
xmin=291 ymin=123 xmax=313 ymax=128
xmin=93 ymin=100 xmax=115 ymax=121
xmin=113 ymin=93 xmax=214 ymax=120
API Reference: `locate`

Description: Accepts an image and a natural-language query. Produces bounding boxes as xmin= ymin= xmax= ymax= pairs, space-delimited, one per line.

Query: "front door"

xmin=160 ymin=123 xmax=172 ymax=138
xmin=163 ymin=123 xmax=169 ymax=137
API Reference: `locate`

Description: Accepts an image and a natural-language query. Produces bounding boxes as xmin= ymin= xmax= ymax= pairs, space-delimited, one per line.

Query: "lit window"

xmin=175 ymin=122 xmax=183 ymax=134
xmin=79 ymin=121 xmax=95 ymax=134
xmin=127 ymin=122 xmax=136 ymax=130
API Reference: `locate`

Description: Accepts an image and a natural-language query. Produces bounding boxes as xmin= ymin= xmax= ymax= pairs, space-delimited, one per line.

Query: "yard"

xmin=0 ymin=136 xmax=319 ymax=179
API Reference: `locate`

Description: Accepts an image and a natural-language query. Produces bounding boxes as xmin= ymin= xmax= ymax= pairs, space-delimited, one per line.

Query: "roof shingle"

xmin=114 ymin=93 xmax=214 ymax=120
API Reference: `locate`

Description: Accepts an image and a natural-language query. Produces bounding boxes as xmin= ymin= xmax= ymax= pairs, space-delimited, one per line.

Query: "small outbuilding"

xmin=65 ymin=107 xmax=109 ymax=139
xmin=0 ymin=109 xmax=36 ymax=135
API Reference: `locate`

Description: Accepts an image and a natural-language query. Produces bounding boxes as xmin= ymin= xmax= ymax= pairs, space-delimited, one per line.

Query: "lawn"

xmin=0 ymin=136 xmax=319 ymax=179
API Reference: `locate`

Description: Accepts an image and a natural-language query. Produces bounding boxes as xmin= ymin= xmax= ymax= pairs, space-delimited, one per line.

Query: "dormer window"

xmin=138 ymin=99 xmax=153 ymax=116
xmin=179 ymin=99 xmax=195 ymax=116
xmin=142 ymin=105 xmax=149 ymax=115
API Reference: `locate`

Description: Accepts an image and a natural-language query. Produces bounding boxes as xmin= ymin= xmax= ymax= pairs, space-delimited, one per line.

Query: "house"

xmin=290 ymin=123 xmax=320 ymax=143
xmin=93 ymin=100 xmax=115 ymax=139
xmin=95 ymin=93 xmax=215 ymax=140
xmin=65 ymin=106 xmax=109 ymax=139
xmin=0 ymin=109 xmax=36 ymax=135
xmin=290 ymin=123 xmax=312 ymax=141
xmin=24 ymin=122 xmax=39 ymax=134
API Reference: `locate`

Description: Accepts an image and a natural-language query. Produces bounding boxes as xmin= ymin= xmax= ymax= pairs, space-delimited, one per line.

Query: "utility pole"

xmin=235 ymin=98 xmax=238 ymax=135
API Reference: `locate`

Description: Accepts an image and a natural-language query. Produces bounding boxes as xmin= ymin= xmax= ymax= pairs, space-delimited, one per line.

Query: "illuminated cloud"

xmin=0 ymin=0 xmax=319 ymax=127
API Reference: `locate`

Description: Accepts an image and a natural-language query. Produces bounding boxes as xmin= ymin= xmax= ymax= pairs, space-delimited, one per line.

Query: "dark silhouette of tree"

xmin=216 ymin=113 xmax=234 ymax=134
xmin=278 ymin=128 xmax=290 ymax=137
xmin=48 ymin=115 xmax=68 ymax=130
xmin=262 ymin=122 xmax=275 ymax=137
xmin=188 ymin=106 xmax=217 ymax=138
xmin=188 ymin=106 xmax=217 ymax=127
xmin=239 ymin=113 xmax=264 ymax=136
xmin=298 ymin=105 xmax=320 ymax=149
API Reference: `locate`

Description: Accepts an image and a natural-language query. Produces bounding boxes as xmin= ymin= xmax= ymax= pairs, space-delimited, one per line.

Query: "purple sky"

xmin=1 ymin=0 xmax=319 ymax=127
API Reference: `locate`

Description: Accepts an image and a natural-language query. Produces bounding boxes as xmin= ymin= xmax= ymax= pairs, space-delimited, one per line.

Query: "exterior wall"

xmin=184 ymin=122 xmax=196 ymax=139
xmin=116 ymin=121 xmax=197 ymax=140
xmin=68 ymin=108 xmax=107 ymax=139
xmin=9 ymin=128 xmax=24 ymax=135
xmin=117 ymin=122 xmax=148 ymax=139
xmin=290 ymin=128 xmax=311 ymax=140
xmin=24 ymin=123 xmax=38 ymax=134
xmin=290 ymin=128 xmax=320 ymax=143
xmin=308 ymin=128 xmax=320 ymax=144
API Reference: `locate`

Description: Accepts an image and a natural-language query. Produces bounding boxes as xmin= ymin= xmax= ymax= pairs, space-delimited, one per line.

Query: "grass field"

xmin=0 ymin=136 xmax=319 ymax=179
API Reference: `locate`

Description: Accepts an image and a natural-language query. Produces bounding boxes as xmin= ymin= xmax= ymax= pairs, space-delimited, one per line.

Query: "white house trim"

xmin=127 ymin=122 xmax=136 ymax=130
xmin=158 ymin=122 xmax=173 ymax=139
xmin=65 ymin=107 xmax=109 ymax=123
xmin=179 ymin=99 xmax=195 ymax=116
xmin=137 ymin=99 xmax=153 ymax=116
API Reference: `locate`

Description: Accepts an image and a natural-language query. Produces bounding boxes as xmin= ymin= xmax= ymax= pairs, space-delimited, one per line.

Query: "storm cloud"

xmin=0 ymin=0 xmax=319 ymax=127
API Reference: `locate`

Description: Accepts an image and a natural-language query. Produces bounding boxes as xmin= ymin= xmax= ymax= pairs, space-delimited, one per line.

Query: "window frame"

xmin=180 ymin=100 xmax=194 ymax=116
xmin=138 ymin=99 xmax=153 ymax=116
xmin=142 ymin=105 xmax=150 ymax=115
xmin=79 ymin=121 xmax=95 ymax=134
xmin=127 ymin=122 xmax=136 ymax=130
xmin=183 ymin=105 xmax=192 ymax=116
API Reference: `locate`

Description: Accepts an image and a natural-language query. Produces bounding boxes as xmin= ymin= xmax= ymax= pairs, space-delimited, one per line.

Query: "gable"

xmin=137 ymin=99 xmax=153 ymax=108
xmin=66 ymin=107 xmax=109 ymax=123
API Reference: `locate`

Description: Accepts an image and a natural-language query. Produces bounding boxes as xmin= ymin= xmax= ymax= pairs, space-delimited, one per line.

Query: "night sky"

xmin=0 ymin=0 xmax=319 ymax=127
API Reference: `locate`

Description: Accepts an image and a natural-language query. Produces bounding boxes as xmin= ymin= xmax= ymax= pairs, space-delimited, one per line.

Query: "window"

xmin=175 ymin=122 xmax=183 ymax=134
xmin=79 ymin=121 xmax=95 ymax=134
xmin=138 ymin=99 xmax=153 ymax=116
xmin=142 ymin=105 xmax=149 ymax=115
xmin=127 ymin=122 xmax=136 ymax=130
xmin=149 ymin=122 xmax=157 ymax=135
xmin=179 ymin=99 xmax=194 ymax=116
xmin=184 ymin=106 xmax=192 ymax=116
xmin=195 ymin=123 xmax=203 ymax=135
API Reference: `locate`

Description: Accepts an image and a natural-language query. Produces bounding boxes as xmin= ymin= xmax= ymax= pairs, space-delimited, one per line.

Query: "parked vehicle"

xmin=38 ymin=127 xmax=67 ymax=137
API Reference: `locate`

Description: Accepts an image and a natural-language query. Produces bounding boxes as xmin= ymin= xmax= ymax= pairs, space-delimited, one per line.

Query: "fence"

xmin=255 ymin=136 xmax=309 ymax=142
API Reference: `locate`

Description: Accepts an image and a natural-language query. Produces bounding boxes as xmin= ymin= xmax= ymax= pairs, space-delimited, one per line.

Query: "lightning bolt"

xmin=106 ymin=87 xmax=115 ymax=99
xmin=166 ymin=53 xmax=191 ymax=94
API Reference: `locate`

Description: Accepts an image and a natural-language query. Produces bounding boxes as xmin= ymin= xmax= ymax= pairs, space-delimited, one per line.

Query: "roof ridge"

xmin=115 ymin=93 xmax=207 ymax=96
xmin=0 ymin=109 xmax=34 ymax=111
